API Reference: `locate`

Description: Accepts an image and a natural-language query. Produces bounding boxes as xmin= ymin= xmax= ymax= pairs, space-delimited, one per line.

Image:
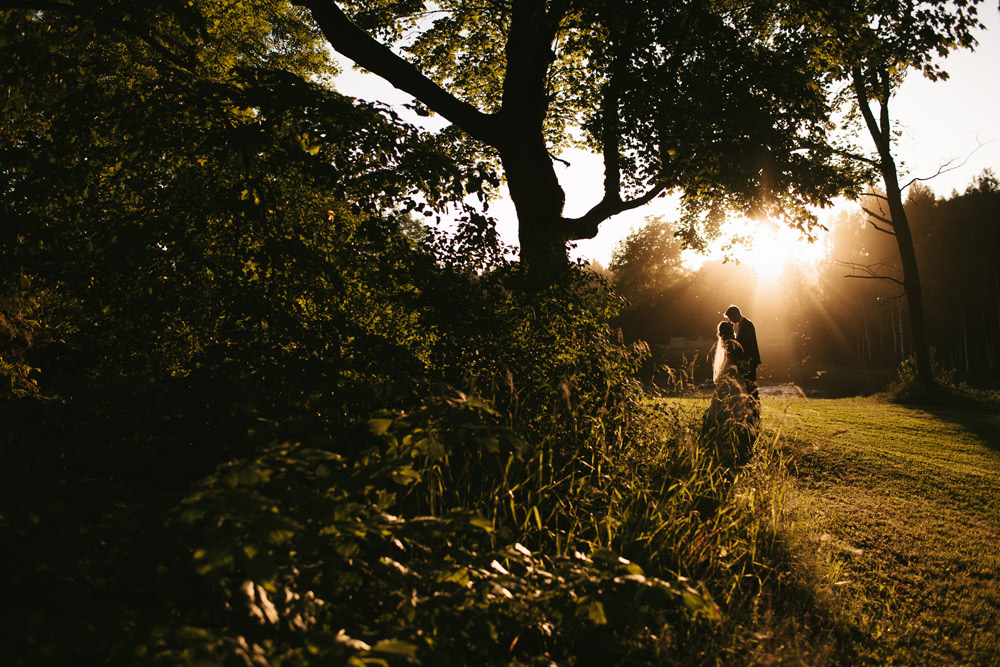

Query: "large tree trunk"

xmin=497 ymin=1 xmax=569 ymax=279
xmin=500 ymin=140 xmax=568 ymax=277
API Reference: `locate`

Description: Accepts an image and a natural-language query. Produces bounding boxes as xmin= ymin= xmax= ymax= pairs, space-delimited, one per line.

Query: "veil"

xmin=712 ymin=339 xmax=728 ymax=383
xmin=703 ymin=321 xmax=759 ymax=462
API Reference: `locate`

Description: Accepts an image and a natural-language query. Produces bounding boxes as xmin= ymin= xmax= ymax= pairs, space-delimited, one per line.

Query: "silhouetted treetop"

xmin=294 ymin=0 xmax=860 ymax=272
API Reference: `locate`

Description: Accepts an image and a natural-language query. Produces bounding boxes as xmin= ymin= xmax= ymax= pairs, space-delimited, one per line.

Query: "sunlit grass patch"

xmin=665 ymin=392 xmax=1000 ymax=664
xmin=774 ymin=394 xmax=1000 ymax=665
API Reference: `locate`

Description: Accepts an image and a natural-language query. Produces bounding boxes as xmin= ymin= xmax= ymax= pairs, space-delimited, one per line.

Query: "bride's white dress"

xmin=702 ymin=340 xmax=759 ymax=463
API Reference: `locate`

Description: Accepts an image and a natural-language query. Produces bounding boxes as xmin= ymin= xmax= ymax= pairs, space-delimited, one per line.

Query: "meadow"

xmin=671 ymin=390 xmax=1000 ymax=665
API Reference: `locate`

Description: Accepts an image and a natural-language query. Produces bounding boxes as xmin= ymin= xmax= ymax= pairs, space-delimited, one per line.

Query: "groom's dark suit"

xmin=735 ymin=317 xmax=761 ymax=399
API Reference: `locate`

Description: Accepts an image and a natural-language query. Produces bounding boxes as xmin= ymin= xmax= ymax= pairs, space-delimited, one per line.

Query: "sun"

xmin=737 ymin=221 xmax=828 ymax=280
xmin=678 ymin=218 xmax=829 ymax=276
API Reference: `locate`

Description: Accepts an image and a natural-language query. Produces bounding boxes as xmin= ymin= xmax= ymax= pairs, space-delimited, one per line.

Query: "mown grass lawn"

xmin=755 ymin=394 xmax=1000 ymax=666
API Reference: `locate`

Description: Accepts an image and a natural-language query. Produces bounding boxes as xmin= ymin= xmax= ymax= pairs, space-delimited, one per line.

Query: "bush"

xmin=150 ymin=395 xmax=729 ymax=666
xmin=886 ymin=350 xmax=959 ymax=403
xmin=0 ymin=272 xmax=49 ymax=398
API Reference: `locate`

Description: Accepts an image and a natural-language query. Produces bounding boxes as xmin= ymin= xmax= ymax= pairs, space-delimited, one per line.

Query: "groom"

xmin=725 ymin=305 xmax=761 ymax=400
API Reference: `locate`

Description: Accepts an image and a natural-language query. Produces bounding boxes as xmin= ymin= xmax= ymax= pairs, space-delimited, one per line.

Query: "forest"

xmin=1 ymin=1 xmax=998 ymax=665
xmin=609 ymin=172 xmax=1000 ymax=393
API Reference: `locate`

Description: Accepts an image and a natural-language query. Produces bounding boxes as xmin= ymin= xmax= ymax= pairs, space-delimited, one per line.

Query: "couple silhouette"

xmin=702 ymin=305 xmax=761 ymax=466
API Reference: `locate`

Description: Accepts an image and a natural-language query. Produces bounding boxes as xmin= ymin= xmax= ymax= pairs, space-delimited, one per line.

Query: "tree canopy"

xmin=295 ymin=0 xmax=860 ymax=270
xmin=0 ymin=0 xmax=498 ymax=395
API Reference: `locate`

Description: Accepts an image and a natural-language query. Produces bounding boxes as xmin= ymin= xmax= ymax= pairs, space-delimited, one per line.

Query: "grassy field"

xmin=677 ymin=392 xmax=1000 ymax=666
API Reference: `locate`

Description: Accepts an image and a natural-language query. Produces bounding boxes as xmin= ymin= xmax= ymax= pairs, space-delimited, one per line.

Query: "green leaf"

xmin=368 ymin=417 xmax=394 ymax=436
xmin=371 ymin=639 xmax=419 ymax=657
xmin=585 ymin=600 xmax=607 ymax=625
xmin=221 ymin=469 xmax=239 ymax=488
xmin=591 ymin=549 xmax=621 ymax=564
xmin=468 ymin=516 xmax=493 ymax=532
xmin=464 ymin=395 xmax=497 ymax=415
xmin=390 ymin=465 xmax=421 ymax=485
xmin=436 ymin=567 xmax=471 ymax=586
xmin=481 ymin=436 xmax=500 ymax=453
xmin=415 ymin=435 xmax=446 ymax=459
xmin=683 ymin=588 xmax=722 ymax=621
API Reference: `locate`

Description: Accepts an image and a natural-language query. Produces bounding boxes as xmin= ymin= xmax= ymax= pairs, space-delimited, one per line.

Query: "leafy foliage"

xmin=0 ymin=272 xmax=48 ymax=396
xmin=1 ymin=1 xmax=499 ymax=403
xmin=299 ymin=0 xmax=861 ymax=267
xmin=609 ymin=217 xmax=693 ymax=347
xmin=0 ymin=1 xmax=878 ymax=665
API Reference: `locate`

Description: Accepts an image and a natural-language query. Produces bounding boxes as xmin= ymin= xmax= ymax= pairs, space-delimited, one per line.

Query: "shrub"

xmin=152 ymin=392 xmax=728 ymax=666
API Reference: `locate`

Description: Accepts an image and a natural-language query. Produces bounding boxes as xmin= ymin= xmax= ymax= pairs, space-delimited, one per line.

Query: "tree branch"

xmin=843 ymin=274 xmax=904 ymax=286
xmin=549 ymin=150 xmax=571 ymax=167
xmin=860 ymin=206 xmax=896 ymax=234
xmin=562 ymin=180 xmax=670 ymax=240
xmin=293 ymin=0 xmax=500 ymax=146
xmin=826 ymin=144 xmax=880 ymax=167
xmin=902 ymin=139 xmax=995 ymax=190
xmin=837 ymin=259 xmax=904 ymax=286
xmin=878 ymin=68 xmax=892 ymax=149
xmin=852 ymin=66 xmax=884 ymax=151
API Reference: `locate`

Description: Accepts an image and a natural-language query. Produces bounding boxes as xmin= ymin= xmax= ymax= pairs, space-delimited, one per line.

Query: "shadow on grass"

xmin=798 ymin=366 xmax=896 ymax=399
xmin=889 ymin=385 xmax=1000 ymax=454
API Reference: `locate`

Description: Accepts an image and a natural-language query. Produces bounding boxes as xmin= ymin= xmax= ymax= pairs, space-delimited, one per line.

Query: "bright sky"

xmin=332 ymin=5 xmax=1000 ymax=270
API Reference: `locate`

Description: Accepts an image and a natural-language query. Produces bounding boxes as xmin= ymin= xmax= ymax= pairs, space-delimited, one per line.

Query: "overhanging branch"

xmin=294 ymin=0 xmax=500 ymax=146
xmin=860 ymin=206 xmax=896 ymax=235
xmin=562 ymin=180 xmax=669 ymax=240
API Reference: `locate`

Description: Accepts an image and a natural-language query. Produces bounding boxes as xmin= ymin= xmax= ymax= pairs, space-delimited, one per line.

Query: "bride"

xmin=702 ymin=320 xmax=759 ymax=465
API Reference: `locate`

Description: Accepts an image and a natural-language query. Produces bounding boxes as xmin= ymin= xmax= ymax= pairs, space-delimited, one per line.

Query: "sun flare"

xmin=739 ymin=223 xmax=827 ymax=279
xmin=681 ymin=219 xmax=830 ymax=278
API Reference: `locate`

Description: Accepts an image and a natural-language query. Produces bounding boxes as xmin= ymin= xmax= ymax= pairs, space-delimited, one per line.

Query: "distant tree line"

xmin=811 ymin=171 xmax=1000 ymax=383
xmin=608 ymin=170 xmax=1000 ymax=389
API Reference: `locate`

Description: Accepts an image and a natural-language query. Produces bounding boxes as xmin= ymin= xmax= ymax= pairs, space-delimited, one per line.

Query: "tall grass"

xmin=2 ymin=249 xmax=818 ymax=665
xmin=153 ymin=374 xmax=810 ymax=666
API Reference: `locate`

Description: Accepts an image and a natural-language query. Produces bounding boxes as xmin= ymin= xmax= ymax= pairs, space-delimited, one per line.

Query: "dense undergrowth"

xmin=0 ymin=8 xmax=804 ymax=660
xmin=1 ymin=207 xmax=802 ymax=665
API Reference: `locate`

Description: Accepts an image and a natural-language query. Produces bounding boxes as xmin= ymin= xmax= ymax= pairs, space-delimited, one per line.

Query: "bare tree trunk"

xmin=963 ymin=312 xmax=970 ymax=373
xmin=901 ymin=301 xmax=907 ymax=359
xmin=853 ymin=66 xmax=936 ymax=386
xmin=864 ymin=316 xmax=872 ymax=363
